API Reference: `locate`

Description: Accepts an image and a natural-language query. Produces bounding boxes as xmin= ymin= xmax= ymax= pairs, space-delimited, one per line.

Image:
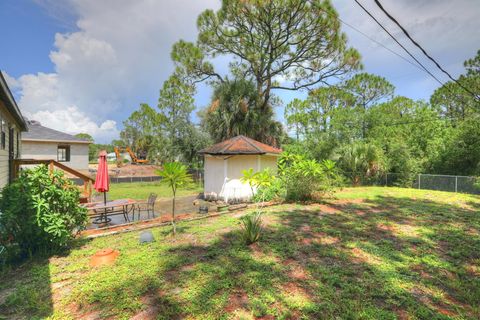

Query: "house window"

xmin=1 ymin=119 xmax=5 ymax=150
xmin=16 ymin=131 xmax=20 ymax=158
xmin=57 ymin=145 xmax=70 ymax=162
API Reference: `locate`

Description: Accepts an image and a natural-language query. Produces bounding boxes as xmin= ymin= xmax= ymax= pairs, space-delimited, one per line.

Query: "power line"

xmin=373 ymin=0 xmax=480 ymax=101
xmin=382 ymin=116 xmax=455 ymax=127
xmin=317 ymin=6 xmax=429 ymax=76
xmin=353 ymin=0 xmax=445 ymax=87
xmin=336 ymin=17 xmax=426 ymax=74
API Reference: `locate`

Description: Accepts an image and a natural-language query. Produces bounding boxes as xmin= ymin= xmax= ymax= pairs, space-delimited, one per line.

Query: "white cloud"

xmin=25 ymin=108 xmax=120 ymax=143
xmin=334 ymin=0 xmax=480 ymax=88
xmin=2 ymin=72 xmax=19 ymax=90
xmin=10 ymin=0 xmax=479 ymax=141
xmin=11 ymin=0 xmax=218 ymax=143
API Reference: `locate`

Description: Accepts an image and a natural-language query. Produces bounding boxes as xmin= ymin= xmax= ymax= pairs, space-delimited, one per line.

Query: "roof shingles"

xmin=22 ymin=121 xmax=91 ymax=143
xmin=199 ymin=135 xmax=281 ymax=155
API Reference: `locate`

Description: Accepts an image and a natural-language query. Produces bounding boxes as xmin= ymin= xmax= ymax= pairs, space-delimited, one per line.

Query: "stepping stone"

xmin=139 ymin=230 xmax=155 ymax=243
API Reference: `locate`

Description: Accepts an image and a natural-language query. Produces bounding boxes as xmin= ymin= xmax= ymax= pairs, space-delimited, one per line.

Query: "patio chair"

xmin=134 ymin=193 xmax=158 ymax=221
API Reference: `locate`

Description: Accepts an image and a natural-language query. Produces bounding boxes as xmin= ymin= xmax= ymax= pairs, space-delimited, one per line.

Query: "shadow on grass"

xmin=272 ymin=195 xmax=480 ymax=318
xmin=0 ymin=237 xmax=91 ymax=319
xmin=1 ymin=195 xmax=479 ymax=319
xmin=70 ymin=195 xmax=479 ymax=318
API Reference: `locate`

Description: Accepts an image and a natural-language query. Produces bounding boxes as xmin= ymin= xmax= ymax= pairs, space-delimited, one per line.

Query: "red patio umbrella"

xmin=94 ymin=150 xmax=109 ymax=205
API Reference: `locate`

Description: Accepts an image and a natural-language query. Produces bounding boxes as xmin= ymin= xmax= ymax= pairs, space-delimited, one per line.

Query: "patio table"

xmin=84 ymin=199 xmax=137 ymax=225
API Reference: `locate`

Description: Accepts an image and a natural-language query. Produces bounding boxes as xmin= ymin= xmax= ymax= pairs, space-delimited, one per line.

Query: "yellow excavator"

xmin=114 ymin=146 xmax=149 ymax=165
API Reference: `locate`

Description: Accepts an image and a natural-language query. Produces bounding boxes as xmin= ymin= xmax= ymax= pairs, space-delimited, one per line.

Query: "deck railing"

xmin=13 ymin=159 xmax=95 ymax=202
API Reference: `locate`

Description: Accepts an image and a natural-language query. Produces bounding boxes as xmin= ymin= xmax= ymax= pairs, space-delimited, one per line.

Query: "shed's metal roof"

xmin=22 ymin=121 xmax=91 ymax=144
xmin=198 ymin=135 xmax=282 ymax=155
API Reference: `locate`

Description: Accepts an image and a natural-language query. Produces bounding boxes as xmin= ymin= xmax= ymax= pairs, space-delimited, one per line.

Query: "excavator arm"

xmin=125 ymin=147 xmax=149 ymax=164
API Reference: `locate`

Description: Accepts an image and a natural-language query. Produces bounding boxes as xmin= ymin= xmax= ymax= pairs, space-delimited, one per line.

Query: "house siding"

xmin=0 ymin=100 xmax=22 ymax=189
xmin=21 ymin=141 xmax=89 ymax=171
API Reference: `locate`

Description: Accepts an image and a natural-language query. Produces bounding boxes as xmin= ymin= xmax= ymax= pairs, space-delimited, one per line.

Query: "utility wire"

xmin=373 ymin=0 xmax=480 ymax=101
xmin=353 ymin=0 xmax=445 ymax=87
xmin=317 ymin=6 xmax=429 ymax=76
xmin=382 ymin=116 xmax=455 ymax=127
xmin=336 ymin=17 xmax=426 ymax=74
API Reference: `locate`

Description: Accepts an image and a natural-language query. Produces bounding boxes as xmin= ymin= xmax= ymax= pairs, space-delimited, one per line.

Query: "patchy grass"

xmin=1 ymin=187 xmax=479 ymax=319
xmin=107 ymin=181 xmax=202 ymax=200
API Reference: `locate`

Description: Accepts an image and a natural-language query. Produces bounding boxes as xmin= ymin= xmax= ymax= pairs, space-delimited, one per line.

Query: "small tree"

xmin=157 ymin=162 xmax=193 ymax=235
xmin=240 ymin=168 xmax=258 ymax=198
xmin=241 ymin=168 xmax=275 ymax=206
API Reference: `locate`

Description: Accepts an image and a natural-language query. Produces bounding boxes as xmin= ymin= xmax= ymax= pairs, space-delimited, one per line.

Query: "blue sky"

xmin=1 ymin=0 xmax=479 ymax=143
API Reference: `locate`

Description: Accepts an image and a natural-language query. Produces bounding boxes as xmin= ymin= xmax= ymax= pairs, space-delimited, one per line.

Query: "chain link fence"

xmin=353 ymin=172 xmax=480 ymax=195
xmin=413 ymin=174 xmax=479 ymax=194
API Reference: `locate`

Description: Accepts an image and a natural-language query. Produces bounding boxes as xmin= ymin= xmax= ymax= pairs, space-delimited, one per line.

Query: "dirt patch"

xmin=88 ymin=163 xmax=161 ymax=177
xmin=225 ymin=290 xmax=249 ymax=313
xmin=394 ymin=308 xmax=410 ymax=320
xmin=315 ymin=204 xmax=339 ymax=214
xmin=281 ymin=282 xmax=311 ymax=300
xmin=465 ymin=262 xmax=480 ymax=276
xmin=68 ymin=302 xmax=103 ymax=320
xmin=289 ymin=265 xmax=308 ymax=280
xmin=249 ymin=243 xmax=264 ymax=259
xmin=130 ymin=295 xmax=161 ymax=320
xmin=410 ymin=287 xmax=459 ymax=317
xmin=313 ymin=232 xmax=340 ymax=245
xmin=377 ymin=223 xmax=395 ymax=232
xmin=299 ymin=237 xmax=313 ymax=245
xmin=299 ymin=224 xmax=312 ymax=233
xmin=297 ymin=231 xmax=340 ymax=247
xmin=350 ymin=247 xmax=382 ymax=266
xmin=179 ymin=264 xmax=195 ymax=273
xmin=410 ymin=264 xmax=433 ymax=280
xmin=334 ymin=199 xmax=364 ymax=205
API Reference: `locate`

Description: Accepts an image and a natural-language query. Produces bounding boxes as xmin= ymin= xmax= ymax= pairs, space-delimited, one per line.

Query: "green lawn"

xmin=1 ymin=187 xmax=479 ymax=319
xmin=106 ymin=181 xmax=203 ymax=200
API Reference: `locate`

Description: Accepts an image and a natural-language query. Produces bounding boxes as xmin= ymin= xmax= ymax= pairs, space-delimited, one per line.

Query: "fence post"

xmin=455 ymin=176 xmax=458 ymax=193
xmin=418 ymin=174 xmax=421 ymax=189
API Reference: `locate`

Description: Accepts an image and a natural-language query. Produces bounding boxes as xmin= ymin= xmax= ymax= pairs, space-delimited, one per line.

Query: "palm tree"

xmin=202 ymin=79 xmax=284 ymax=146
xmin=338 ymin=142 xmax=385 ymax=186
xmin=157 ymin=162 xmax=192 ymax=235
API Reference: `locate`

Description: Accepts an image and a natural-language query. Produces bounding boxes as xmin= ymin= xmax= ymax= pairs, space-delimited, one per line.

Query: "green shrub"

xmin=278 ymin=153 xmax=339 ymax=201
xmin=240 ymin=212 xmax=263 ymax=244
xmin=252 ymin=178 xmax=285 ymax=202
xmin=474 ymin=177 xmax=480 ymax=192
xmin=0 ymin=165 xmax=88 ymax=260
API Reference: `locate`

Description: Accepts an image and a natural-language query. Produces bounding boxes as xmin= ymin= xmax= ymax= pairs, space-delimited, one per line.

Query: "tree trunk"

xmin=172 ymin=190 xmax=176 ymax=235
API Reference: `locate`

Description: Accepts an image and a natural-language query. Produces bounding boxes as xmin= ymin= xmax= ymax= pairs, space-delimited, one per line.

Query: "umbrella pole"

xmin=104 ymin=192 xmax=107 ymax=223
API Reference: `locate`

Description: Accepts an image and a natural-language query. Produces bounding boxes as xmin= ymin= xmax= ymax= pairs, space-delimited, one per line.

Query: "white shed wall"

xmin=203 ymin=154 xmax=278 ymax=202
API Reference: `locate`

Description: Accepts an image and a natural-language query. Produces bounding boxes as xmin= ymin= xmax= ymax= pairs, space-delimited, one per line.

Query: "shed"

xmin=198 ymin=135 xmax=282 ymax=202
